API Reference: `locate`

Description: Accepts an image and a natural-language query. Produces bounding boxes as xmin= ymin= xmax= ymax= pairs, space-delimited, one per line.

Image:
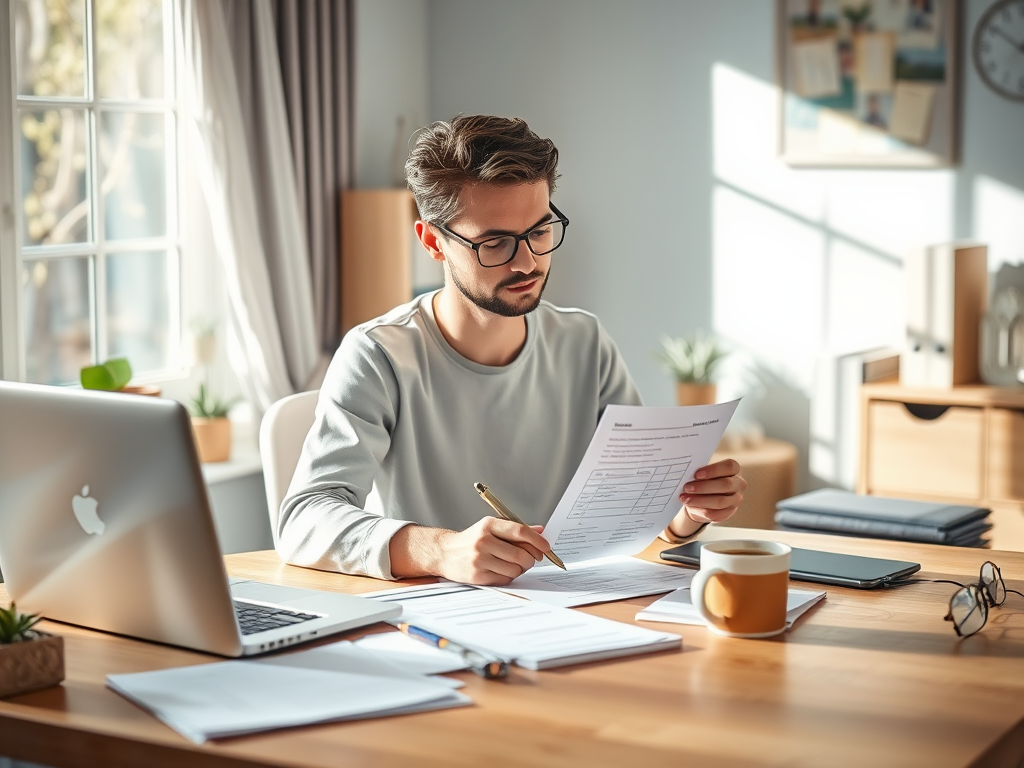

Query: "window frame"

xmin=1 ymin=0 xmax=188 ymax=386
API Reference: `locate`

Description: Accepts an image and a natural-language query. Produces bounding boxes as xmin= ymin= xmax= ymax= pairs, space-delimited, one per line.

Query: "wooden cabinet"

xmin=340 ymin=189 xmax=415 ymax=334
xmin=859 ymin=382 xmax=1024 ymax=551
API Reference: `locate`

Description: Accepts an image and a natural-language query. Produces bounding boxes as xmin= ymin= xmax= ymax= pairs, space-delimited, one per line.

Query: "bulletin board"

xmin=777 ymin=0 xmax=959 ymax=168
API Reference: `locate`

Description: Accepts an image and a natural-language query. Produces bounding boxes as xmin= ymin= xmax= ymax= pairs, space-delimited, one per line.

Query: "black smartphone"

xmin=660 ymin=541 xmax=921 ymax=589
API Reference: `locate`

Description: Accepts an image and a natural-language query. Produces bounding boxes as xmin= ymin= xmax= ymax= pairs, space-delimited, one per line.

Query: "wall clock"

xmin=973 ymin=0 xmax=1024 ymax=102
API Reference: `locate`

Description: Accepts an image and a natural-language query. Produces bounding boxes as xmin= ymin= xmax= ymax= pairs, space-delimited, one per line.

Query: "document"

xmin=353 ymin=631 xmax=470 ymax=675
xmin=106 ymin=642 xmax=470 ymax=743
xmin=541 ymin=401 xmax=739 ymax=564
xmin=635 ymin=587 xmax=826 ymax=629
xmin=365 ymin=583 xmax=681 ymax=670
xmin=496 ymin=555 xmax=697 ymax=609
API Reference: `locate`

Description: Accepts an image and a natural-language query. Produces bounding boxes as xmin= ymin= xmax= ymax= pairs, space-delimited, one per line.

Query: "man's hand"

xmin=667 ymin=458 xmax=747 ymax=539
xmin=389 ymin=518 xmax=551 ymax=585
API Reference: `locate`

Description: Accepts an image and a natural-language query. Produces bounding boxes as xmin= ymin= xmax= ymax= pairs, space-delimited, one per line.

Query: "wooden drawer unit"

xmin=859 ymin=382 xmax=1024 ymax=551
xmin=866 ymin=401 xmax=983 ymax=500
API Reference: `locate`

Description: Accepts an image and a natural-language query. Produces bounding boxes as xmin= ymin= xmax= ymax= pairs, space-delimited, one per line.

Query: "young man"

xmin=279 ymin=115 xmax=746 ymax=585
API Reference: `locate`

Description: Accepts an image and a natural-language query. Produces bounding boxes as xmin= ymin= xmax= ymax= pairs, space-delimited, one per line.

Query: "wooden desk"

xmin=2 ymin=528 xmax=1023 ymax=768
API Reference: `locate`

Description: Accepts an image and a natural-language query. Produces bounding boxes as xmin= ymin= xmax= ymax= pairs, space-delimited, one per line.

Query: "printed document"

xmin=541 ymin=401 xmax=739 ymax=564
xmin=497 ymin=555 xmax=697 ymax=608
xmin=635 ymin=587 xmax=826 ymax=629
xmin=365 ymin=583 xmax=681 ymax=670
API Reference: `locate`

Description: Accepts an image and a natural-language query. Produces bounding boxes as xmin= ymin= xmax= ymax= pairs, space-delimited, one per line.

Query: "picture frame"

xmin=776 ymin=0 xmax=960 ymax=168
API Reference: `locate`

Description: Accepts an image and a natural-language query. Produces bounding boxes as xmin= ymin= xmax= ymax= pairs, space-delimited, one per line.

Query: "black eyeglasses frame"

xmin=435 ymin=203 xmax=570 ymax=269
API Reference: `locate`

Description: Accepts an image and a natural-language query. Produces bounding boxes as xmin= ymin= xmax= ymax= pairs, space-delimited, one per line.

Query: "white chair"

xmin=259 ymin=389 xmax=319 ymax=539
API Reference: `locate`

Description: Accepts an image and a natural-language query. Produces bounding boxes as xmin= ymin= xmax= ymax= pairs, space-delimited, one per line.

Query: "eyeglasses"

xmin=436 ymin=203 xmax=569 ymax=268
xmin=933 ymin=561 xmax=1023 ymax=637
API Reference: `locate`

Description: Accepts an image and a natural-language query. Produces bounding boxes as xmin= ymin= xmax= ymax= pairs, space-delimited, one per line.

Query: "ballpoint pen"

xmin=396 ymin=622 xmax=509 ymax=679
xmin=473 ymin=482 xmax=567 ymax=570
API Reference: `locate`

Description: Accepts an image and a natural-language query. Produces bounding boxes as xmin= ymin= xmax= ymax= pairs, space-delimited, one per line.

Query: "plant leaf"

xmin=80 ymin=358 xmax=133 ymax=391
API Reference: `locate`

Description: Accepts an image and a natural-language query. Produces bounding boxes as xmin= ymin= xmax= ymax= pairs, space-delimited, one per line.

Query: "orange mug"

xmin=690 ymin=540 xmax=791 ymax=638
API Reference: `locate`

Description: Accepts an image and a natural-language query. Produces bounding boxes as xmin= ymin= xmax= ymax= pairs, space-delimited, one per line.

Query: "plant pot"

xmin=191 ymin=417 xmax=232 ymax=463
xmin=118 ymin=384 xmax=162 ymax=397
xmin=0 ymin=634 xmax=65 ymax=698
xmin=676 ymin=382 xmax=717 ymax=407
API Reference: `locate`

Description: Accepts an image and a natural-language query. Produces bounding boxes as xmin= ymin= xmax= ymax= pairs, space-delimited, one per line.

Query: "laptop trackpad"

xmin=230 ymin=580 xmax=321 ymax=605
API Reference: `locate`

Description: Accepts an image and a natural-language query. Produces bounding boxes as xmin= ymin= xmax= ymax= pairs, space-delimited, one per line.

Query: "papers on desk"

xmin=353 ymin=631 xmax=471 ymax=675
xmin=496 ymin=555 xmax=696 ymax=608
xmin=365 ymin=582 xmax=681 ymax=670
xmin=635 ymin=587 xmax=826 ymax=629
xmin=541 ymin=401 xmax=739 ymax=564
xmin=106 ymin=641 xmax=470 ymax=744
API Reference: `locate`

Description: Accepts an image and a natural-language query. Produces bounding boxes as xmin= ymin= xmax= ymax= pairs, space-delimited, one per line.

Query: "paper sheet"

xmin=635 ymin=587 xmax=826 ymax=629
xmin=890 ymin=82 xmax=935 ymax=144
xmin=352 ymin=631 xmax=470 ymax=675
xmin=855 ymin=33 xmax=895 ymax=93
xmin=792 ymin=37 xmax=842 ymax=98
xmin=107 ymin=642 xmax=469 ymax=743
xmin=364 ymin=583 xmax=681 ymax=670
xmin=541 ymin=401 xmax=739 ymax=564
xmin=496 ymin=555 xmax=696 ymax=608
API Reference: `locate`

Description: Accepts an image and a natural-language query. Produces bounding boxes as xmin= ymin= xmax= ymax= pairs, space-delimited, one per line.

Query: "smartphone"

xmin=660 ymin=541 xmax=921 ymax=589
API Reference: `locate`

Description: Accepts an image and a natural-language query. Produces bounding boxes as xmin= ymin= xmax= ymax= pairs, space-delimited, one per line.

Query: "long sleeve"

xmin=276 ymin=331 xmax=411 ymax=580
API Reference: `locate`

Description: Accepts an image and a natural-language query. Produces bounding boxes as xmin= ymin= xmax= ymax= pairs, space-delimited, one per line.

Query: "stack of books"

xmin=775 ymin=489 xmax=992 ymax=548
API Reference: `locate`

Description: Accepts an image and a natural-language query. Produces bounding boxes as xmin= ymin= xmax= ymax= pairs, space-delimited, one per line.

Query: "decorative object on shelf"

xmin=188 ymin=382 xmax=239 ymax=463
xmin=776 ymin=0 xmax=959 ymax=167
xmin=980 ymin=285 xmax=1024 ymax=386
xmin=971 ymin=0 xmax=1024 ymax=103
xmin=80 ymin=357 xmax=161 ymax=397
xmin=0 ymin=602 xmax=65 ymax=698
xmin=902 ymin=242 xmax=988 ymax=387
xmin=655 ymin=332 xmax=729 ymax=406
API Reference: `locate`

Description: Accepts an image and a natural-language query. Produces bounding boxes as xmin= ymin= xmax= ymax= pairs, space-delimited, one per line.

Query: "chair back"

xmin=259 ymin=389 xmax=318 ymax=537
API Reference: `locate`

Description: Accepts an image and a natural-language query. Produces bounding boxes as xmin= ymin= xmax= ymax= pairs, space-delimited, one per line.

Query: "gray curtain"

xmin=273 ymin=0 xmax=354 ymax=354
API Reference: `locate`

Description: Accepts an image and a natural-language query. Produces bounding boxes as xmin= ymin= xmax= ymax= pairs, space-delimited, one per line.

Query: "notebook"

xmin=0 ymin=382 xmax=399 ymax=657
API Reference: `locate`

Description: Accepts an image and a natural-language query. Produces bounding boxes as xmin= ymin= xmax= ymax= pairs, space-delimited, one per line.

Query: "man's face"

xmin=438 ymin=181 xmax=553 ymax=318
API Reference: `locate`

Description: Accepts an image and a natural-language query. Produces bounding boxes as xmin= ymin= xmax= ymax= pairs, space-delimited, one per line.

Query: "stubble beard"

xmin=447 ymin=263 xmax=550 ymax=318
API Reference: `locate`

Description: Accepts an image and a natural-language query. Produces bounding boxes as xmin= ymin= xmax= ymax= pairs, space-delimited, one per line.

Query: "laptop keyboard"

xmin=233 ymin=600 xmax=320 ymax=636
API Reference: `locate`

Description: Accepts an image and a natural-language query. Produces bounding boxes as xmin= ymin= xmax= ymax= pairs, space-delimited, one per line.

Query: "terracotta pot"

xmin=0 ymin=634 xmax=65 ymax=698
xmin=676 ymin=382 xmax=717 ymax=406
xmin=191 ymin=417 xmax=232 ymax=463
xmin=118 ymin=384 xmax=162 ymax=397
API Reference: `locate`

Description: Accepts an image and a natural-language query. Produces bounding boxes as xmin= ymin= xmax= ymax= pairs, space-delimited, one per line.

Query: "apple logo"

xmin=72 ymin=485 xmax=105 ymax=535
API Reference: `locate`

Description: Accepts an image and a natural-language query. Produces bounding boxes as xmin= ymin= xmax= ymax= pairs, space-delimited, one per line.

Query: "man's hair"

xmin=405 ymin=115 xmax=559 ymax=226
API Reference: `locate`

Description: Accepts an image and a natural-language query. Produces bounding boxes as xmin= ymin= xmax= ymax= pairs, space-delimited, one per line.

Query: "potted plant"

xmin=189 ymin=382 xmax=239 ymax=463
xmin=80 ymin=357 xmax=160 ymax=397
xmin=655 ymin=332 xmax=729 ymax=406
xmin=0 ymin=603 xmax=64 ymax=698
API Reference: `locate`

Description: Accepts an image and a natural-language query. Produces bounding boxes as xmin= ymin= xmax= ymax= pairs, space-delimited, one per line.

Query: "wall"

xmin=358 ymin=0 xmax=1024 ymax=492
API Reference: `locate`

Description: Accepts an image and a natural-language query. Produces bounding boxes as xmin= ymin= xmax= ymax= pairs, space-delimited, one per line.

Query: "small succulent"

xmin=655 ymin=332 xmax=729 ymax=385
xmin=188 ymin=382 xmax=240 ymax=419
xmin=80 ymin=357 xmax=133 ymax=391
xmin=0 ymin=602 xmax=43 ymax=644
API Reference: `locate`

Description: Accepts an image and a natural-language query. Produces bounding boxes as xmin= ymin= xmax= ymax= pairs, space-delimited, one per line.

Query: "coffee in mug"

xmin=690 ymin=540 xmax=791 ymax=638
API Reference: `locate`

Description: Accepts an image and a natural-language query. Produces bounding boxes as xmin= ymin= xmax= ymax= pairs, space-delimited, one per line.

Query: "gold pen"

xmin=473 ymin=482 xmax=567 ymax=570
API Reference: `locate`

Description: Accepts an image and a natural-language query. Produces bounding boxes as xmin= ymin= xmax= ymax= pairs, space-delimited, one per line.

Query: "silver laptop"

xmin=0 ymin=381 xmax=399 ymax=657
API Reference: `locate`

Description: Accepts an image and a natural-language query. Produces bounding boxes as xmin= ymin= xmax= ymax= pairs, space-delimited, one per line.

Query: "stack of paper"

xmin=107 ymin=641 xmax=470 ymax=743
xmin=367 ymin=583 xmax=681 ymax=669
xmin=635 ymin=587 xmax=826 ymax=629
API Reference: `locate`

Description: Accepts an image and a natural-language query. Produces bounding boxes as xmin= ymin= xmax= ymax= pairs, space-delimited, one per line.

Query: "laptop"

xmin=0 ymin=381 xmax=400 ymax=657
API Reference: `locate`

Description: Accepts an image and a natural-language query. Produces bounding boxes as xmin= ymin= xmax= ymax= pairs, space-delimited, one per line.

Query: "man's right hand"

xmin=389 ymin=518 xmax=551 ymax=585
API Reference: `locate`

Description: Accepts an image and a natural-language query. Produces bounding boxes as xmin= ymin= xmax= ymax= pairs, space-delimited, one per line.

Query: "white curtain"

xmin=178 ymin=0 xmax=320 ymax=412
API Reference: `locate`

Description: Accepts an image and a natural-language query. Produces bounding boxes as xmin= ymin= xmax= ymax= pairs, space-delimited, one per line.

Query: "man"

xmin=279 ymin=115 xmax=746 ymax=585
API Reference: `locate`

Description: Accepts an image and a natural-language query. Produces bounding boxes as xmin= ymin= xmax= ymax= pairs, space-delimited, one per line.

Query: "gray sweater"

xmin=278 ymin=291 xmax=642 ymax=579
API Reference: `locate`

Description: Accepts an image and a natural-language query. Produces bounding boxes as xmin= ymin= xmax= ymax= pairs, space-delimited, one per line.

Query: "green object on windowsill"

xmin=0 ymin=602 xmax=43 ymax=644
xmin=80 ymin=358 xmax=133 ymax=391
xmin=188 ymin=382 xmax=240 ymax=419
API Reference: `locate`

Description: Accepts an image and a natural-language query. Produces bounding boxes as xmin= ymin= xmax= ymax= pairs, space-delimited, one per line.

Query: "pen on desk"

xmin=473 ymin=482 xmax=567 ymax=571
xmin=396 ymin=622 xmax=509 ymax=679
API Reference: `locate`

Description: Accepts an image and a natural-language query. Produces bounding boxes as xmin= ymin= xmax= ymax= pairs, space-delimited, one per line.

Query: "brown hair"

xmin=404 ymin=115 xmax=559 ymax=225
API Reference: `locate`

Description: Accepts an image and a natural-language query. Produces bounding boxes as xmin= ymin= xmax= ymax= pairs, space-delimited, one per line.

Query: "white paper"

xmin=541 ymin=401 xmax=739 ymax=564
xmin=106 ymin=642 xmax=469 ymax=743
xmin=889 ymin=82 xmax=935 ymax=144
xmin=855 ymin=32 xmax=895 ymax=93
xmin=792 ymin=37 xmax=842 ymax=98
xmin=635 ymin=587 xmax=826 ymax=629
xmin=496 ymin=555 xmax=697 ymax=608
xmin=353 ymin=631 xmax=471 ymax=675
xmin=365 ymin=583 xmax=681 ymax=670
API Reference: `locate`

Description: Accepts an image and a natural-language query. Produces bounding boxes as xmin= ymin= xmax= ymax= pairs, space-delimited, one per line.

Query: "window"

xmin=5 ymin=0 xmax=181 ymax=385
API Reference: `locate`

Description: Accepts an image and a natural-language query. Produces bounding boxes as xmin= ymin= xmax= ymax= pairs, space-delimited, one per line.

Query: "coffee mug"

xmin=690 ymin=540 xmax=792 ymax=638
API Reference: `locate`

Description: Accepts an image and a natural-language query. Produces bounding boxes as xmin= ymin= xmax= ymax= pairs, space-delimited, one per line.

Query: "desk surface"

xmin=2 ymin=528 xmax=1023 ymax=768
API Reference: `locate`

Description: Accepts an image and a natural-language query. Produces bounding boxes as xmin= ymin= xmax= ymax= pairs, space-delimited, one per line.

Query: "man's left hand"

xmin=668 ymin=458 xmax=746 ymax=538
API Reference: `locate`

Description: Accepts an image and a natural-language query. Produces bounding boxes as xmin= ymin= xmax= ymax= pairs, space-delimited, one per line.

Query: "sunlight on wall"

xmin=974 ymin=174 xmax=1024 ymax=271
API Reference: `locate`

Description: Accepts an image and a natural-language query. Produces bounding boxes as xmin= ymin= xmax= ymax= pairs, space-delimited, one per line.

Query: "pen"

xmin=473 ymin=482 xmax=567 ymax=570
xmin=396 ymin=622 xmax=509 ymax=679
